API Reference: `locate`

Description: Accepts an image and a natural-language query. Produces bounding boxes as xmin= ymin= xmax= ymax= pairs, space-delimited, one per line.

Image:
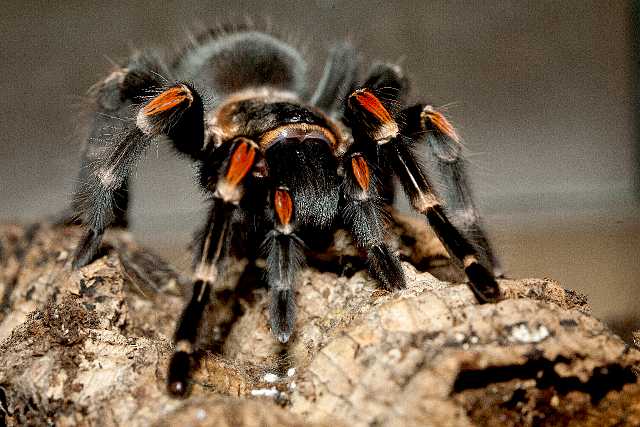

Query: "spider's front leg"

xmin=341 ymin=147 xmax=406 ymax=290
xmin=168 ymin=137 xmax=259 ymax=396
xmin=346 ymin=84 xmax=501 ymax=303
xmin=167 ymin=199 xmax=236 ymax=396
xmin=71 ymin=78 xmax=205 ymax=269
xmin=263 ymin=187 xmax=305 ymax=343
xmin=66 ymin=52 xmax=166 ymax=228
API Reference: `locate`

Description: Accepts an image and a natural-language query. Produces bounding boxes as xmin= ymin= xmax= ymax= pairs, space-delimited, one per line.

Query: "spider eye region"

xmin=259 ymin=123 xmax=336 ymax=150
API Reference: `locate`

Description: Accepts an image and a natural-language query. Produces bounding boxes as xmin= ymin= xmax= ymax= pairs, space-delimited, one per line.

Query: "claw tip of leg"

xmin=168 ymin=380 xmax=187 ymax=397
xmin=276 ymin=331 xmax=291 ymax=344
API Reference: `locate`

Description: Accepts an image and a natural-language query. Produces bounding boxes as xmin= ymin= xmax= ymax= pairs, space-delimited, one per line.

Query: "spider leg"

xmin=402 ymin=104 xmax=504 ymax=277
xmin=72 ymin=79 xmax=206 ymax=269
xmin=310 ymin=42 xmax=358 ymax=116
xmin=168 ymin=137 xmax=260 ymax=396
xmin=167 ymin=199 xmax=234 ymax=397
xmin=259 ymin=136 xmax=340 ymax=343
xmin=68 ymin=51 xmax=167 ymax=228
xmin=263 ymin=187 xmax=305 ymax=343
xmin=342 ymin=150 xmax=405 ymax=290
xmin=346 ymin=81 xmax=501 ymax=303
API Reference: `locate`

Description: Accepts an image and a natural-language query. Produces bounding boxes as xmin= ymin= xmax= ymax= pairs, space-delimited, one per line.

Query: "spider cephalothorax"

xmin=67 ymin=27 xmax=503 ymax=396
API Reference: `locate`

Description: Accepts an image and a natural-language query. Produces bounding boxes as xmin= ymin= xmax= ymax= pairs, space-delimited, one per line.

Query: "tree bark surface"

xmin=1 ymin=222 xmax=639 ymax=426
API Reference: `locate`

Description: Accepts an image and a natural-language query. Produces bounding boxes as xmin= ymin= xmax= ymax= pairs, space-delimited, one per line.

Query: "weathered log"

xmin=0 ymin=221 xmax=638 ymax=426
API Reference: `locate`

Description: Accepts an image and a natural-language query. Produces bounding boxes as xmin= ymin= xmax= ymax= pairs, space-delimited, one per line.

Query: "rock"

xmin=0 ymin=221 xmax=638 ymax=426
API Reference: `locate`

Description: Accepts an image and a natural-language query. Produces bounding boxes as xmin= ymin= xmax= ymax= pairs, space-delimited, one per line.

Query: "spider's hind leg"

xmin=345 ymin=66 xmax=501 ymax=303
xmin=310 ymin=42 xmax=358 ymax=116
xmin=402 ymin=104 xmax=503 ymax=277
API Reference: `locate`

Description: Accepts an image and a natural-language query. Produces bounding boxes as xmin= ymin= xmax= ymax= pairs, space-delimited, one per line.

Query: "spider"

xmin=67 ymin=26 xmax=503 ymax=397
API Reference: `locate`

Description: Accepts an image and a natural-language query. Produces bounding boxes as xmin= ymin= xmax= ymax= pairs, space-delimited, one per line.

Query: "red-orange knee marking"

xmin=226 ymin=139 xmax=257 ymax=185
xmin=351 ymin=155 xmax=370 ymax=191
xmin=423 ymin=107 xmax=460 ymax=143
xmin=274 ymin=188 xmax=293 ymax=226
xmin=143 ymin=84 xmax=193 ymax=116
xmin=352 ymin=89 xmax=393 ymax=125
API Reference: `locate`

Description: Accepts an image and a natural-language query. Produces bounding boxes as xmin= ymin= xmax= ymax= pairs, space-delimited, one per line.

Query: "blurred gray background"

xmin=1 ymin=1 xmax=638 ymax=338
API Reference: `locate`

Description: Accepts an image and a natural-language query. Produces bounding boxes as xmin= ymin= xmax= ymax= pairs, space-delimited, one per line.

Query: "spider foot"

xmin=464 ymin=258 xmax=502 ymax=303
xmin=167 ymin=351 xmax=191 ymax=397
xmin=269 ymin=289 xmax=296 ymax=344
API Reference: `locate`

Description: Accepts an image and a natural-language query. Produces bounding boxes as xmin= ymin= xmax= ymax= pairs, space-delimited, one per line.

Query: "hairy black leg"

xmin=387 ymin=139 xmax=500 ymax=302
xmin=402 ymin=104 xmax=504 ymax=277
xmin=344 ymin=63 xmax=408 ymax=204
xmin=68 ymin=52 xmax=167 ymax=228
xmin=168 ymin=200 xmax=233 ymax=396
xmin=167 ymin=279 xmax=210 ymax=396
xmin=263 ymin=187 xmax=305 ymax=343
xmin=168 ymin=137 xmax=259 ymax=397
xmin=72 ymin=127 xmax=150 ymax=269
xmin=72 ymin=80 xmax=206 ymax=269
xmin=342 ymin=151 xmax=405 ymax=290
xmin=346 ymin=86 xmax=501 ymax=303
xmin=310 ymin=43 xmax=358 ymax=115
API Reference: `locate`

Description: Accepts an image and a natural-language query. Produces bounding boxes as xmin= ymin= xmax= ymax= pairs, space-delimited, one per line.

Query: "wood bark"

xmin=0 ymin=220 xmax=639 ymax=426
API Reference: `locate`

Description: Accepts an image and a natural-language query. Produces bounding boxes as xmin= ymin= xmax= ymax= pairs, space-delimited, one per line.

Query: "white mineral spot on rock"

xmin=510 ymin=323 xmax=550 ymax=343
xmin=196 ymin=409 xmax=206 ymax=420
xmin=289 ymin=381 xmax=297 ymax=390
xmin=263 ymin=372 xmax=279 ymax=383
xmin=388 ymin=348 xmax=402 ymax=361
xmin=251 ymin=387 xmax=279 ymax=398
xmin=287 ymin=367 xmax=296 ymax=377
xmin=454 ymin=332 xmax=465 ymax=342
xmin=470 ymin=336 xmax=479 ymax=344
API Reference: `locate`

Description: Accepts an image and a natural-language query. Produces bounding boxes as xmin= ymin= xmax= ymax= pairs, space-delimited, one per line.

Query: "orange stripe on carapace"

xmin=351 ymin=155 xmax=370 ymax=191
xmin=226 ymin=140 xmax=256 ymax=185
xmin=274 ymin=188 xmax=293 ymax=226
xmin=143 ymin=85 xmax=192 ymax=116
xmin=426 ymin=110 xmax=460 ymax=143
xmin=353 ymin=89 xmax=393 ymax=124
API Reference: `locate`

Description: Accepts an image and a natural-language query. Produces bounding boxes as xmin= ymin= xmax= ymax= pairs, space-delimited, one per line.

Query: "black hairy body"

xmin=65 ymin=25 xmax=503 ymax=397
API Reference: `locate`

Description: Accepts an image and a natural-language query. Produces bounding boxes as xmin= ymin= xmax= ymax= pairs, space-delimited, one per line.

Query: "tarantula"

xmin=67 ymin=27 xmax=503 ymax=396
